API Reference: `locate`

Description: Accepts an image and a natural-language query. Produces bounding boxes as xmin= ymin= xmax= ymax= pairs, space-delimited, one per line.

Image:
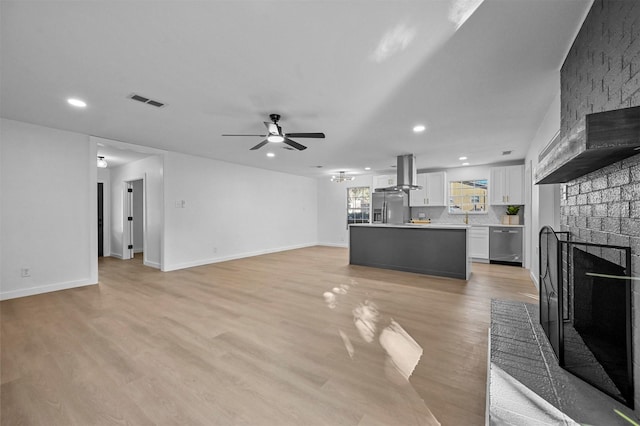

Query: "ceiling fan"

xmin=222 ymin=113 xmax=325 ymax=151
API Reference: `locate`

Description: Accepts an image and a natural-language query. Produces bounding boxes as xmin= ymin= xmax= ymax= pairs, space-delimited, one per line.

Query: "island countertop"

xmin=349 ymin=223 xmax=470 ymax=229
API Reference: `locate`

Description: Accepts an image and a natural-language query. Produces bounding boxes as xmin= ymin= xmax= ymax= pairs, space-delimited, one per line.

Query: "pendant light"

xmin=331 ymin=171 xmax=354 ymax=183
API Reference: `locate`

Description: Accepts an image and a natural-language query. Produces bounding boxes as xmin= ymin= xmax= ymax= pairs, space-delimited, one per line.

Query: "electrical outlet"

xmin=21 ymin=268 xmax=30 ymax=277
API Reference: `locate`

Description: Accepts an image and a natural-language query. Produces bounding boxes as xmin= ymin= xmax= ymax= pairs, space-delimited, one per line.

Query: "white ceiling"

xmin=0 ymin=0 xmax=592 ymax=178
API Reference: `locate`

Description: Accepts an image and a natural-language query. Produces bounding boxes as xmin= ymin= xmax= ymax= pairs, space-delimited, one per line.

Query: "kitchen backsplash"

xmin=410 ymin=205 xmax=524 ymax=225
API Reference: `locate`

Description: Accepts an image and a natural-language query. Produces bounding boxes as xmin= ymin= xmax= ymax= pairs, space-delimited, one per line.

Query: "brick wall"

xmin=559 ymin=0 xmax=640 ymax=412
xmin=561 ymin=157 xmax=640 ymax=270
xmin=561 ymin=0 xmax=640 ymax=136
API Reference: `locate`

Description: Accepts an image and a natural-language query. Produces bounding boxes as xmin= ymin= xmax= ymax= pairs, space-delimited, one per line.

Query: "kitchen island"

xmin=349 ymin=223 xmax=471 ymax=280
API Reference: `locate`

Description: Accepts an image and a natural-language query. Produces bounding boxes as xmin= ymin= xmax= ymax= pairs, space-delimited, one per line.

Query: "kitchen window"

xmin=347 ymin=186 xmax=371 ymax=226
xmin=448 ymin=179 xmax=488 ymax=214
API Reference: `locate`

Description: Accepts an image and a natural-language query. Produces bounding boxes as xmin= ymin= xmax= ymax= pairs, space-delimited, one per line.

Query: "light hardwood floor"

xmin=1 ymin=247 xmax=537 ymax=425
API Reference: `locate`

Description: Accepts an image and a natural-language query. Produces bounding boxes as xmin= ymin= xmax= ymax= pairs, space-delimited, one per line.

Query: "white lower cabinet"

xmin=469 ymin=226 xmax=489 ymax=260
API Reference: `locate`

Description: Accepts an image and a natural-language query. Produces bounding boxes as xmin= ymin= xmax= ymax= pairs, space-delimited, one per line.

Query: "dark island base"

xmin=349 ymin=225 xmax=468 ymax=280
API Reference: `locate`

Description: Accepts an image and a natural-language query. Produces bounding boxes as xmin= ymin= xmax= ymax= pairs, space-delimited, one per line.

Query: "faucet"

xmin=464 ymin=212 xmax=469 ymax=225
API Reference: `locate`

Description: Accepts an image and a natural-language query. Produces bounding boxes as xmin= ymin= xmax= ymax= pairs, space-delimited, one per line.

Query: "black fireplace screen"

xmin=539 ymin=226 xmax=633 ymax=408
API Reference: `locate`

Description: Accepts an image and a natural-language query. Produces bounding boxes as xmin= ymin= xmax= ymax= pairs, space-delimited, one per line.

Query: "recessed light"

xmin=266 ymin=152 xmax=275 ymax=158
xmin=364 ymin=167 xmax=371 ymax=171
xmin=462 ymin=162 xmax=470 ymax=166
xmin=413 ymin=124 xmax=426 ymax=133
xmin=459 ymin=156 xmax=467 ymax=160
xmin=67 ymin=98 xmax=87 ymax=108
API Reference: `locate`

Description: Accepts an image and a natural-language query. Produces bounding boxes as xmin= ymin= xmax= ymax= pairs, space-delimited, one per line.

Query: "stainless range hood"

xmin=380 ymin=154 xmax=422 ymax=191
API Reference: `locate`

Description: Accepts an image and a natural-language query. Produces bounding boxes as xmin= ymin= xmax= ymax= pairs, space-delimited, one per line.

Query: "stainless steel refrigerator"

xmin=372 ymin=190 xmax=409 ymax=224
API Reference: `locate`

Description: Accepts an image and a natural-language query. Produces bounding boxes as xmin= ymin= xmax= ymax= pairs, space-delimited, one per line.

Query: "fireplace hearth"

xmin=539 ymin=226 xmax=633 ymax=408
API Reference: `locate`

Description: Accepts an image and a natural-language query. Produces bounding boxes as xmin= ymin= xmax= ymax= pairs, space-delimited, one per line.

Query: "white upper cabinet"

xmin=409 ymin=174 xmax=427 ymax=206
xmin=490 ymin=165 xmax=524 ymax=205
xmin=373 ymin=174 xmax=396 ymax=190
xmin=425 ymin=171 xmax=446 ymax=206
xmin=410 ymin=172 xmax=446 ymax=207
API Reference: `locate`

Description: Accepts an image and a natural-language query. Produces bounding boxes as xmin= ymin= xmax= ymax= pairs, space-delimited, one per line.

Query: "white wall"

xmin=97 ymin=167 xmax=111 ymax=256
xmin=162 ymin=152 xmax=318 ymax=271
xmin=524 ymin=91 xmax=562 ymax=287
xmin=109 ymin=154 xmax=164 ymax=268
xmin=0 ymin=119 xmax=97 ymax=300
xmin=317 ymin=174 xmax=374 ymax=247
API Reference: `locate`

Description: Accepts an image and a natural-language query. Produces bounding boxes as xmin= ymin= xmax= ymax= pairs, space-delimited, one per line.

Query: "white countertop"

xmin=350 ymin=223 xmax=524 ymax=229
xmin=350 ymin=223 xmax=470 ymax=229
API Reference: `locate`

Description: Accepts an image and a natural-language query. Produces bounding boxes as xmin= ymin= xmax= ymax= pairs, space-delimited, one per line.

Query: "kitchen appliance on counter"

xmin=489 ymin=226 xmax=523 ymax=266
xmin=372 ymin=190 xmax=409 ymax=224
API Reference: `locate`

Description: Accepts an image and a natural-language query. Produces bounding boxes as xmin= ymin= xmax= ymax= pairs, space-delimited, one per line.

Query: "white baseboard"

xmin=161 ymin=242 xmax=317 ymax=272
xmin=144 ymin=260 xmax=161 ymax=269
xmin=110 ymin=253 xmax=123 ymax=259
xmin=529 ymin=270 xmax=539 ymax=289
xmin=0 ymin=279 xmax=98 ymax=301
xmin=317 ymin=242 xmax=348 ymax=248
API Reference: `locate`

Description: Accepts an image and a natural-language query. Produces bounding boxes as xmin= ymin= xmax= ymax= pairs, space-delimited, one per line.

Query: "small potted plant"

xmin=504 ymin=205 xmax=520 ymax=225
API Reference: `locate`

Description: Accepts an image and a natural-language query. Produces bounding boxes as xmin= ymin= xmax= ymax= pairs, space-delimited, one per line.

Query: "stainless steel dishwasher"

xmin=489 ymin=226 xmax=523 ymax=266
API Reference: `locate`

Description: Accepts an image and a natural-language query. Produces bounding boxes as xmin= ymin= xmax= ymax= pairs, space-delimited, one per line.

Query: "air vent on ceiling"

xmin=127 ymin=93 xmax=166 ymax=108
xmin=502 ymin=150 xmax=512 ymax=156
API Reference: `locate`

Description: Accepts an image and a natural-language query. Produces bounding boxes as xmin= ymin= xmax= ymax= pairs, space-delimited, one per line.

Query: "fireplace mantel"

xmin=535 ymin=106 xmax=640 ymax=184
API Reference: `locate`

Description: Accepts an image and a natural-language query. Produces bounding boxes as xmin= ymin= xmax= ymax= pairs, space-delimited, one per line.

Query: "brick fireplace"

xmin=552 ymin=0 xmax=640 ymax=412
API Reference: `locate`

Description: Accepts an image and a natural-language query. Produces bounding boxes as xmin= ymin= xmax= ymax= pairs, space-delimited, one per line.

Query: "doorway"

xmin=98 ymin=182 xmax=104 ymax=257
xmin=123 ymin=178 xmax=145 ymax=261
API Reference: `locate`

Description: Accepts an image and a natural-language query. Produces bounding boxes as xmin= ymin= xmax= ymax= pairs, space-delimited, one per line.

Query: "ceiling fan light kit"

xmin=222 ymin=113 xmax=325 ymax=151
xmin=267 ymin=134 xmax=284 ymax=143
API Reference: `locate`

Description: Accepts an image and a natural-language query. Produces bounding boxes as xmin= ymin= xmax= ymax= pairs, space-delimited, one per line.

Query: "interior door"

xmin=126 ymin=182 xmax=134 ymax=259
xmin=97 ymin=182 xmax=103 ymax=257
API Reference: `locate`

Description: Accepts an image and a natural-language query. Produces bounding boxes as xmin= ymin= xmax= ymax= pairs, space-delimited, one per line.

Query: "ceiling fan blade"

xmin=222 ymin=134 xmax=267 ymax=137
xmin=285 ymin=132 xmax=325 ymax=139
xmin=250 ymin=140 xmax=269 ymax=150
xmin=283 ymin=138 xmax=307 ymax=151
xmin=264 ymin=122 xmax=280 ymax=135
